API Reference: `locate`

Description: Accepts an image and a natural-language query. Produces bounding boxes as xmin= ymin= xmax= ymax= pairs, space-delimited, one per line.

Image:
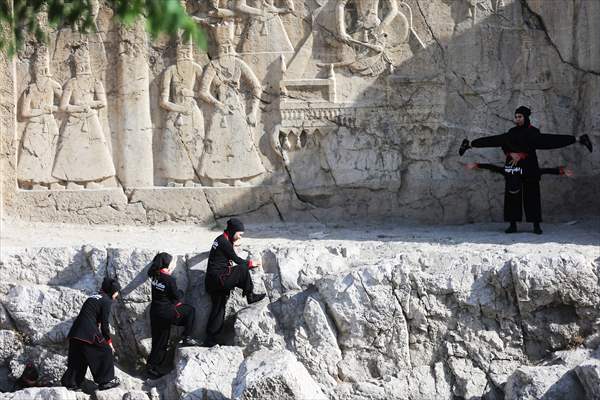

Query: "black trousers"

xmin=61 ymin=338 xmax=114 ymax=387
xmin=147 ymin=303 xmax=195 ymax=368
xmin=205 ymin=266 xmax=253 ymax=344
xmin=504 ymin=179 xmax=541 ymax=223
xmin=472 ymin=133 xmax=576 ymax=150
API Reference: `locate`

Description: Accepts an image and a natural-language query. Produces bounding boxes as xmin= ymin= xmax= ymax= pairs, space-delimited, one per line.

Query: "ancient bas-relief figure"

xmin=52 ymin=43 xmax=115 ymax=189
xmin=17 ymin=47 xmax=63 ymax=190
xmin=159 ymin=39 xmax=205 ymax=187
xmin=199 ymin=22 xmax=265 ymax=186
xmin=237 ymin=0 xmax=294 ymax=80
xmin=326 ymin=0 xmax=413 ymax=76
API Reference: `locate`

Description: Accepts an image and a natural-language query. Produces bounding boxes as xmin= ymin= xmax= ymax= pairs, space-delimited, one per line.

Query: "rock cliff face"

xmin=1 ymin=226 xmax=599 ymax=399
xmin=0 ymin=0 xmax=599 ymax=224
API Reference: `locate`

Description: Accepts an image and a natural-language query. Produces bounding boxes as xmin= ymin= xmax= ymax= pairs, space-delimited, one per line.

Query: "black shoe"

xmin=146 ymin=366 xmax=163 ymax=379
xmin=246 ymin=292 xmax=266 ymax=304
xmin=64 ymin=385 xmax=82 ymax=392
xmin=505 ymin=223 xmax=517 ymax=234
xmin=97 ymin=377 xmax=120 ymax=391
xmin=533 ymin=223 xmax=543 ymax=235
xmin=459 ymin=138 xmax=470 ymax=156
xmin=579 ymin=134 xmax=593 ymax=152
xmin=180 ymin=337 xmax=201 ymax=347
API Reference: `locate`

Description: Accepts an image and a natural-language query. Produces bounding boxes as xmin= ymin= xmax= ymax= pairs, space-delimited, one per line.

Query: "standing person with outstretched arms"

xmin=146 ymin=252 xmax=199 ymax=378
xmin=61 ymin=278 xmax=121 ymax=391
xmin=459 ymin=106 xmax=593 ymax=234
xmin=204 ymin=218 xmax=265 ymax=347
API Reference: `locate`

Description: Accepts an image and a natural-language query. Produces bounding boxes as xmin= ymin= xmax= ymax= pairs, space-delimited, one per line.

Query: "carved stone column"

xmin=116 ymin=21 xmax=153 ymax=188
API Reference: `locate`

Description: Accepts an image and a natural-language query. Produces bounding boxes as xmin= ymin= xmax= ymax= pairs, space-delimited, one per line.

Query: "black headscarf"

xmin=515 ymin=106 xmax=531 ymax=126
xmin=225 ymin=218 xmax=245 ymax=241
xmin=148 ymin=252 xmax=173 ymax=277
xmin=101 ymin=277 xmax=121 ymax=297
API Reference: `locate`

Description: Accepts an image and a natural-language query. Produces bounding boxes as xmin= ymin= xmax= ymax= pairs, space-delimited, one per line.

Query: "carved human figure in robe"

xmin=158 ymin=39 xmax=205 ymax=187
xmin=236 ymin=0 xmax=294 ymax=93
xmin=17 ymin=47 xmax=63 ymax=190
xmin=329 ymin=0 xmax=410 ymax=76
xmin=52 ymin=43 xmax=115 ymax=189
xmin=199 ymin=22 xmax=265 ymax=186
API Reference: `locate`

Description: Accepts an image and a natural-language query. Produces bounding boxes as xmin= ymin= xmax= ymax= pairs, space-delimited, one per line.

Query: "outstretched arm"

xmin=466 ymin=163 xmax=504 ymax=175
xmin=471 ymin=133 xmax=509 ymax=149
xmin=540 ymin=166 xmax=573 ymax=176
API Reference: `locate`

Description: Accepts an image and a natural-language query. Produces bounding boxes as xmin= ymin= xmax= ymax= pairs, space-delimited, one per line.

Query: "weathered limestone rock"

xmin=317 ymin=261 xmax=410 ymax=380
xmin=234 ymin=300 xmax=285 ymax=354
xmin=448 ymin=357 xmax=488 ymax=398
xmin=0 ymin=330 xmax=23 ymax=362
xmin=94 ymin=388 xmax=126 ymax=400
xmin=504 ymin=365 xmax=586 ymax=400
xmin=232 ymin=349 xmax=328 ymax=400
xmin=174 ymin=346 xmax=244 ymax=400
xmin=0 ymin=387 xmax=87 ymax=400
xmin=0 ymin=247 xmax=95 ymax=288
xmin=1 ymin=226 xmax=600 ymax=399
xmin=123 ymin=391 xmax=151 ymax=400
xmin=4 ymin=284 xmax=88 ymax=345
xmin=94 ymin=388 xmax=149 ymax=400
xmin=8 ymin=348 xmax=67 ymax=385
xmin=574 ymin=350 xmax=600 ymax=400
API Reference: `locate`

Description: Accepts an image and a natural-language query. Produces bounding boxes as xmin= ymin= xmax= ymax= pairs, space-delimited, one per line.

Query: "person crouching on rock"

xmin=204 ymin=218 xmax=265 ymax=347
xmin=61 ymin=277 xmax=121 ymax=391
xmin=147 ymin=252 xmax=199 ymax=378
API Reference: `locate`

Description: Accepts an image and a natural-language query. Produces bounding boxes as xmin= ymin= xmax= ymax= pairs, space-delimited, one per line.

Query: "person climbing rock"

xmin=459 ymin=106 xmax=593 ymax=157
xmin=61 ymin=277 xmax=121 ymax=391
xmin=466 ymin=162 xmax=574 ymax=234
xmin=146 ymin=252 xmax=199 ymax=378
xmin=204 ymin=218 xmax=265 ymax=347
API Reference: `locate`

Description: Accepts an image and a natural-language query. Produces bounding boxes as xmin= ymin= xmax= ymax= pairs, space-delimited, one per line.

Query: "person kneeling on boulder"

xmin=61 ymin=278 xmax=121 ymax=391
xmin=204 ymin=218 xmax=265 ymax=347
xmin=146 ymin=252 xmax=199 ymax=378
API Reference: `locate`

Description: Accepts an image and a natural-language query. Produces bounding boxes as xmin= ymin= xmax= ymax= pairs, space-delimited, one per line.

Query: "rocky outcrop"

xmin=174 ymin=346 xmax=244 ymax=400
xmin=0 ymin=234 xmax=599 ymax=399
xmin=232 ymin=349 xmax=327 ymax=400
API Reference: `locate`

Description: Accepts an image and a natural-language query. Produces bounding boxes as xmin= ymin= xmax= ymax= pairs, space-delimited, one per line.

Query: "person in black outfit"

xmin=466 ymin=162 xmax=573 ymax=234
xmin=204 ymin=218 xmax=265 ymax=347
xmin=459 ymin=106 xmax=593 ymax=156
xmin=61 ymin=278 xmax=121 ymax=391
xmin=459 ymin=106 xmax=593 ymax=234
xmin=146 ymin=252 xmax=198 ymax=378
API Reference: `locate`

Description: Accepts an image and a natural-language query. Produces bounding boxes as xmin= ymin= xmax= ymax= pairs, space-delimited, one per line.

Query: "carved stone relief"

xmin=158 ymin=39 xmax=205 ymax=187
xmin=199 ymin=22 xmax=266 ymax=187
xmin=14 ymin=0 xmax=433 ymax=193
xmin=17 ymin=47 xmax=63 ymax=190
xmin=52 ymin=42 xmax=116 ymax=189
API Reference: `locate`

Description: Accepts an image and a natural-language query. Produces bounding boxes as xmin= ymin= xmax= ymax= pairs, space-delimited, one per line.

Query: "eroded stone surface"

xmin=0 ymin=0 xmax=598 ymax=224
xmin=0 ymin=224 xmax=599 ymax=399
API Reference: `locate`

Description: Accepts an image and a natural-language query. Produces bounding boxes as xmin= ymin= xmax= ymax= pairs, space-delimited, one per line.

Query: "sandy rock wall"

xmin=0 ymin=236 xmax=599 ymax=399
xmin=0 ymin=0 xmax=599 ymax=225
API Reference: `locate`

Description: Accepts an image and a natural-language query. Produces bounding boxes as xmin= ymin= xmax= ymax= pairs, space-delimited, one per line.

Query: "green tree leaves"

xmin=0 ymin=0 xmax=206 ymax=57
